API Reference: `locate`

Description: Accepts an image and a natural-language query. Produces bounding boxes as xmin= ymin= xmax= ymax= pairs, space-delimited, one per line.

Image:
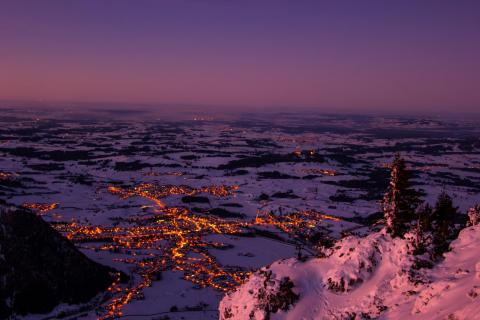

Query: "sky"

xmin=1 ymin=0 xmax=479 ymax=113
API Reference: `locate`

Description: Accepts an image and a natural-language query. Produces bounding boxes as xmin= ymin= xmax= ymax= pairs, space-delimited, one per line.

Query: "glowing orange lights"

xmin=54 ymin=183 xmax=245 ymax=319
xmin=0 ymin=171 xmax=15 ymax=180
xmin=299 ymin=168 xmax=337 ymax=176
xmin=254 ymin=209 xmax=342 ymax=234
xmin=50 ymin=182 xmax=341 ymax=319
xmin=21 ymin=202 xmax=59 ymax=215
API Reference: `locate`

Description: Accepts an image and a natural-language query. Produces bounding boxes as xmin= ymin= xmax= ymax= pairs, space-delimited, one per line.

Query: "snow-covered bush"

xmin=220 ymin=269 xmax=299 ymax=320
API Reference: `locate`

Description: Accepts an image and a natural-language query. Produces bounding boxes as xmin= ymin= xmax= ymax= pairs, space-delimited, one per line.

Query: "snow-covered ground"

xmin=220 ymin=224 xmax=480 ymax=320
xmin=0 ymin=108 xmax=479 ymax=319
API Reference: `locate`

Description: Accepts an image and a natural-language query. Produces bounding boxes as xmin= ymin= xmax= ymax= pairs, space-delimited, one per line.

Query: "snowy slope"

xmin=220 ymin=225 xmax=480 ymax=320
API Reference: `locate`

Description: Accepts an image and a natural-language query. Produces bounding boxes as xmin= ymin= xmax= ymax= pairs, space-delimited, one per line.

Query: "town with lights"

xmin=1 ymin=109 xmax=480 ymax=320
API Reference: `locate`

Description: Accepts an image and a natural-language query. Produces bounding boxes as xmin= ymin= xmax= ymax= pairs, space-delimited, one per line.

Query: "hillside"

xmin=220 ymin=224 xmax=480 ymax=320
xmin=0 ymin=203 xmax=121 ymax=318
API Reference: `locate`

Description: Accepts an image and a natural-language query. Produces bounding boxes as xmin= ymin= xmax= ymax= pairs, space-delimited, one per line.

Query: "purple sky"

xmin=1 ymin=0 xmax=479 ymax=113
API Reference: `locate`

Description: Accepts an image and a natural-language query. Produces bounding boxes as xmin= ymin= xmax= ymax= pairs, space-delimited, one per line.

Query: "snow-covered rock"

xmin=220 ymin=225 xmax=480 ymax=319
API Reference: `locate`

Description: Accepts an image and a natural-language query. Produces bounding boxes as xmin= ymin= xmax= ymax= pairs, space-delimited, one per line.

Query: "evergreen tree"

xmin=467 ymin=204 xmax=480 ymax=226
xmin=417 ymin=203 xmax=433 ymax=233
xmin=432 ymin=192 xmax=458 ymax=255
xmin=382 ymin=153 xmax=420 ymax=237
xmin=412 ymin=203 xmax=433 ymax=254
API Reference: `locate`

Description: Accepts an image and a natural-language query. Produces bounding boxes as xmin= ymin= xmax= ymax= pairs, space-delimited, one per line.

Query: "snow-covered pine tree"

xmin=432 ymin=191 xmax=458 ymax=255
xmin=467 ymin=204 xmax=480 ymax=226
xmin=382 ymin=153 xmax=420 ymax=237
